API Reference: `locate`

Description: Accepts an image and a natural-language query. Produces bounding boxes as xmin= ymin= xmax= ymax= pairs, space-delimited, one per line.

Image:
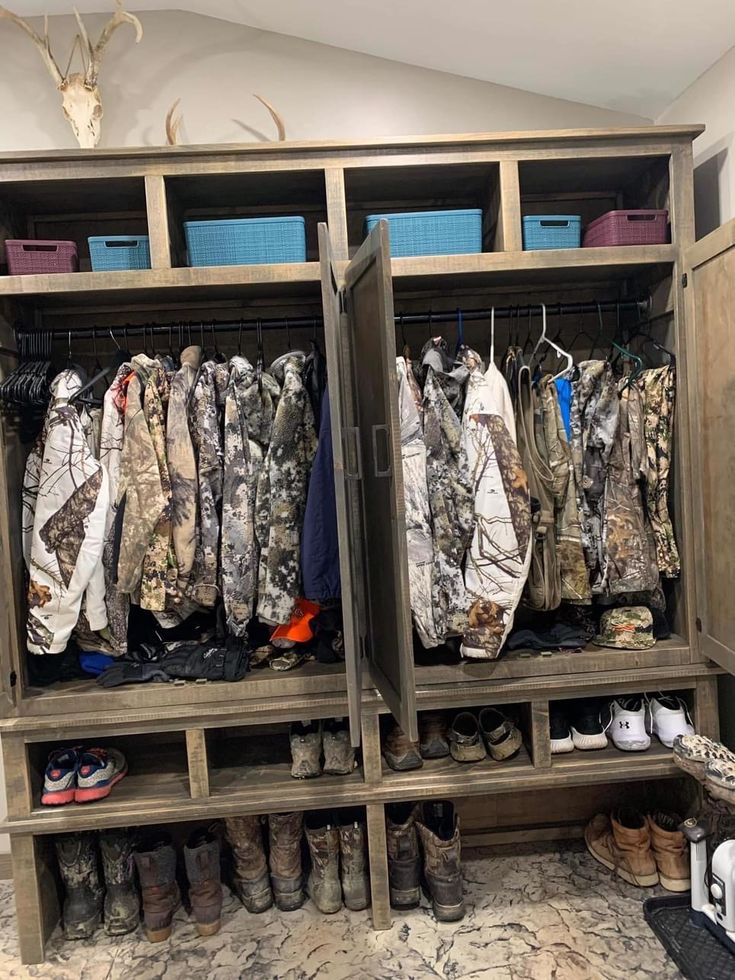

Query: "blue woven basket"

xmin=184 ymin=216 xmax=307 ymax=267
xmin=365 ymin=209 xmax=482 ymax=258
xmin=522 ymin=215 xmax=581 ymax=250
xmin=88 ymin=235 xmax=151 ymax=271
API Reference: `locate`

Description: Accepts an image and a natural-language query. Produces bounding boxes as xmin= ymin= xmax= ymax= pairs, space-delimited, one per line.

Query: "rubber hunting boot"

xmin=224 ymin=815 xmax=273 ymax=913
xmin=184 ymin=829 xmax=223 ymax=936
xmin=99 ymin=828 xmax=139 ymax=936
xmin=305 ymin=812 xmax=342 ymax=913
xmin=338 ymin=810 xmax=370 ymax=911
xmin=386 ymin=802 xmax=421 ymax=909
xmin=134 ymin=832 xmax=182 ymax=942
xmin=55 ymin=831 xmax=104 ymax=939
xmin=268 ymin=811 xmax=305 ymax=911
xmin=416 ymin=801 xmax=465 ymax=922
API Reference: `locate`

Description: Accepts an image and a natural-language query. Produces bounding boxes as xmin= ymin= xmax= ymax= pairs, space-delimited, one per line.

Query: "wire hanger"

xmin=489 ymin=307 xmax=495 ymax=364
xmin=530 ymin=303 xmax=573 ymax=381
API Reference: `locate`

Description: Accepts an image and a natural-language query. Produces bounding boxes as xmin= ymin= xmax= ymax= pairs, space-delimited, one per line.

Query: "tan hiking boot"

xmin=648 ymin=811 xmax=690 ymax=892
xmin=585 ymin=809 xmax=658 ymax=887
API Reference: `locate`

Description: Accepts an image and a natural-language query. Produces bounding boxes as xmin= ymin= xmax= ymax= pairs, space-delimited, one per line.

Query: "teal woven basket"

xmin=522 ymin=215 xmax=582 ymax=250
xmin=184 ymin=216 xmax=307 ymax=266
xmin=364 ymin=209 xmax=482 ymax=257
xmin=88 ymin=236 xmax=151 ymax=271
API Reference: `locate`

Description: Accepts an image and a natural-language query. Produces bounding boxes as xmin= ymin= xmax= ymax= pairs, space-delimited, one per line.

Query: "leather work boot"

xmin=99 ymin=828 xmax=139 ymax=936
xmin=134 ymin=832 xmax=182 ymax=942
xmin=419 ymin=712 xmax=450 ymax=759
xmin=224 ymin=815 xmax=273 ymax=913
xmin=184 ymin=829 xmax=223 ymax=936
xmin=338 ymin=810 xmax=370 ymax=911
xmin=416 ymin=801 xmax=465 ymax=922
xmin=55 ymin=831 xmax=104 ymax=939
xmin=648 ymin=811 xmax=690 ymax=892
xmin=290 ymin=721 xmax=322 ymax=778
xmin=383 ymin=722 xmax=423 ymax=771
xmin=323 ymin=719 xmax=356 ymax=775
xmin=305 ymin=812 xmax=342 ymax=913
xmin=268 ymin=811 xmax=305 ymax=911
xmin=585 ymin=809 xmax=658 ymax=887
xmin=386 ymin=802 xmax=421 ymax=909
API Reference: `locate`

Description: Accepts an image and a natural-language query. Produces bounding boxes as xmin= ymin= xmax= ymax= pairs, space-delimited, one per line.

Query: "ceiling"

xmin=9 ymin=0 xmax=735 ymax=117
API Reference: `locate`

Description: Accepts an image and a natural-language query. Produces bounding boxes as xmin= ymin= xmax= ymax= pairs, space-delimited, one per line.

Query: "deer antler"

xmin=0 ymin=6 xmax=63 ymax=85
xmin=165 ymin=98 xmax=182 ymax=146
xmin=83 ymin=0 xmax=143 ymax=87
xmin=254 ymin=94 xmax=286 ymax=142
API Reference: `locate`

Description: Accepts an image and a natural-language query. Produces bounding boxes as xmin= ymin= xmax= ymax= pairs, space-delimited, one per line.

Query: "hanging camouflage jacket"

xmin=538 ymin=375 xmax=591 ymax=603
xmin=603 ymin=381 xmax=659 ymax=595
xmin=570 ymin=360 xmax=620 ymax=593
xmin=256 ymin=352 xmax=317 ymax=625
xmin=639 ymin=364 xmax=680 ymax=578
xmin=459 ymin=348 xmax=532 ymax=659
xmin=422 ymin=364 xmax=474 ymax=639
xmin=167 ymin=346 xmax=201 ymax=597
xmin=396 ymin=357 xmax=438 ymax=648
xmin=99 ymin=362 xmax=132 ymax=651
xmin=24 ymin=370 xmax=109 ymax=654
xmin=221 ymin=356 xmax=278 ymax=635
xmin=188 ymin=360 xmax=228 ymax=608
xmin=115 ymin=355 xmax=167 ymax=598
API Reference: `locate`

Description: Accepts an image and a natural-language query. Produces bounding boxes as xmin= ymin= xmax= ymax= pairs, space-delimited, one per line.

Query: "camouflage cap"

xmin=592 ymin=606 xmax=655 ymax=650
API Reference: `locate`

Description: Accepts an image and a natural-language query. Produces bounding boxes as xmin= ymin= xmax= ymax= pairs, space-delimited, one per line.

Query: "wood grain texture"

xmin=693 ymin=677 xmax=720 ymax=740
xmin=365 ymin=803 xmax=391 ymax=931
xmin=528 ymin=701 xmax=551 ymax=769
xmin=498 ymin=160 xmax=523 ymax=251
xmin=11 ymin=835 xmax=59 ymax=964
xmin=144 ymin=175 xmax=173 ymax=270
xmin=186 ymin=729 xmax=210 ymax=799
xmin=1 ymin=736 xmax=32 ymax=817
xmin=324 ymin=169 xmax=349 ymax=261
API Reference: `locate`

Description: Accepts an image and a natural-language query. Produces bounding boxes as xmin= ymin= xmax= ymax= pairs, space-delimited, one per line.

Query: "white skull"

xmin=59 ymin=73 xmax=103 ymax=149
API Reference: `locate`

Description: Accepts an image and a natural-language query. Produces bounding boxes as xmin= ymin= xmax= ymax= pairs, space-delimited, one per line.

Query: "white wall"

xmin=0 ymin=10 xmax=648 ymax=152
xmin=658 ymin=44 xmax=735 ymax=238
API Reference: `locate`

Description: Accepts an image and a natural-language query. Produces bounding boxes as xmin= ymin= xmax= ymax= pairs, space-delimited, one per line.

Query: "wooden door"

xmin=686 ymin=218 xmax=735 ymax=672
xmin=318 ymin=224 xmax=366 ymax=747
xmin=342 ymin=221 xmax=417 ymax=740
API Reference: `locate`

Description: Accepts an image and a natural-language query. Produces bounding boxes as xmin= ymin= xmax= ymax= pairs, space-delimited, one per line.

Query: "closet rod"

xmin=16 ymin=298 xmax=648 ymax=342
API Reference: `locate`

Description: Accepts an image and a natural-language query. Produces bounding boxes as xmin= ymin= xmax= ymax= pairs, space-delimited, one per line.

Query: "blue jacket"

xmin=302 ymin=388 xmax=341 ymax=602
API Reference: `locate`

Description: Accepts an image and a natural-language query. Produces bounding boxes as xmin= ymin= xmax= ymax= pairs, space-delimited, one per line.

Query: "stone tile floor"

xmin=0 ymin=842 xmax=683 ymax=979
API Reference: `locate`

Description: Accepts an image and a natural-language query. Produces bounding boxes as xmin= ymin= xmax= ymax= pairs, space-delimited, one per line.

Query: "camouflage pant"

xmin=639 ymin=365 xmax=680 ymax=578
xmin=256 ymin=353 xmax=317 ymax=625
xmin=603 ymin=382 xmax=659 ymax=594
xmin=539 ymin=376 xmax=590 ymax=603
xmin=422 ymin=367 xmax=474 ymax=638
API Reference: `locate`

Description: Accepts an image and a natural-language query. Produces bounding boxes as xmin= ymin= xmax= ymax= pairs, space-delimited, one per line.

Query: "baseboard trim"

xmin=0 ymin=853 xmax=12 ymax=880
xmin=463 ymin=823 xmax=586 ymax=848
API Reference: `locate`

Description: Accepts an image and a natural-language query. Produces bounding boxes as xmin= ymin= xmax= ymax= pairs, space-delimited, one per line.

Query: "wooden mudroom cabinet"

xmin=0 ymin=124 xmax=729 ymax=963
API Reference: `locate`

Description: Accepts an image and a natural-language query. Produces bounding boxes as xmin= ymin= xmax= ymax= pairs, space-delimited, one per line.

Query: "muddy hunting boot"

xmin=184 ymin=829 xmax=223 ymax=936
xmin=225 ymin=815 xmax=273 ymax=913
xmin=55 ymin=831 xmax=104 ymax=939
xmin=305 ymin=812 xmax=342 ymax=914
xmin=338 ymin=810 xmax=370 ymax=911
xmin=416 ymin=801 xmax=465 ymax=922
xmin=323 ymin=719 xmax=356 ymax=775
xmin=99 ymin=829 xmax=139 ymax=936
xmin=386 ymin=802 xmax=421 ymax=909
xmin=383 ymin=722 xmax=423 ymax=771
xmin=268 ymin=811 xmax=304 ymax=911
xmin=134 ymin=832 xmax=182 ymax=942
xmin=290 ymin=721 xmax=322 ymax=778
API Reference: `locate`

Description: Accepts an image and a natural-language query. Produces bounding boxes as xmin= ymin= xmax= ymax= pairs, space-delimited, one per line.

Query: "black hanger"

xmin=256 ymin=317 xmax=264 ymax=393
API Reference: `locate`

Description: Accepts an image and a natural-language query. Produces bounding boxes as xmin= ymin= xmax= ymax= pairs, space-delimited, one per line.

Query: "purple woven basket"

xmin=583 ymin=210 xmax=669 ymax=248
xmin=5 ymin=239 xmax=78 ymax=275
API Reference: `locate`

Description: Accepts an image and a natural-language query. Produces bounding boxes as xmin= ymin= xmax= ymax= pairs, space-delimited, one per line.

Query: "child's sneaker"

xmin=606 ymin=697 xmax=651 ymax=751
xmin=75 ymin=748 xmax=128 ymax=803
xmin=41 ymin=747 xmax=81 ymax=806
xmin=647 ymin=694 xmax=695 ymax=748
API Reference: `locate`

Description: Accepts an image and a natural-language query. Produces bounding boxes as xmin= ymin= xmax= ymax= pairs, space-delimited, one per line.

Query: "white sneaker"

xmin=605 ymin=697 xmax=651 ymax=752
xmin=647 ymin=694 xmax=695 ymax=748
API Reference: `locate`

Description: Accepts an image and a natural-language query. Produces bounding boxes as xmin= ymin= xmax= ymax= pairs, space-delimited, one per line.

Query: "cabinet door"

xmin=343 ymin=221 xmax=417 ymax=741
xmin=0 ymin=417 xmax=20 ymax=715
xmin=318 ymin=223 xmax=366 ymax=747
xmin=686 ymin=219 xmax=735 ymax=672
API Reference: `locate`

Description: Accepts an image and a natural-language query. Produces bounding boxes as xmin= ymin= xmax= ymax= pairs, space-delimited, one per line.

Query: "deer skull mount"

xmin=0 ymin=2 xmax=143 ymax=149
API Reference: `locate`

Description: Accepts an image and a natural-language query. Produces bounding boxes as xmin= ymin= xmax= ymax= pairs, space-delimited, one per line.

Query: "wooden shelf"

xmin=0 ymin=263 xmax=322 ymax=306
xmin=385 ymin=245 xmax=677 ymax=292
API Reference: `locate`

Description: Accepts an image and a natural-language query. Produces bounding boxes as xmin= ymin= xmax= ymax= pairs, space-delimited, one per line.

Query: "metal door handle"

xmin=371 ymin=424 xmax=392 ymax=478
xmin=344 ymin=426 xmax=363 ymax=480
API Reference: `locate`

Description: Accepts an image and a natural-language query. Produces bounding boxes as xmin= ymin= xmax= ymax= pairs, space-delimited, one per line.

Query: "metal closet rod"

xmin=17 ymin=298 xmax=648 ymax=342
